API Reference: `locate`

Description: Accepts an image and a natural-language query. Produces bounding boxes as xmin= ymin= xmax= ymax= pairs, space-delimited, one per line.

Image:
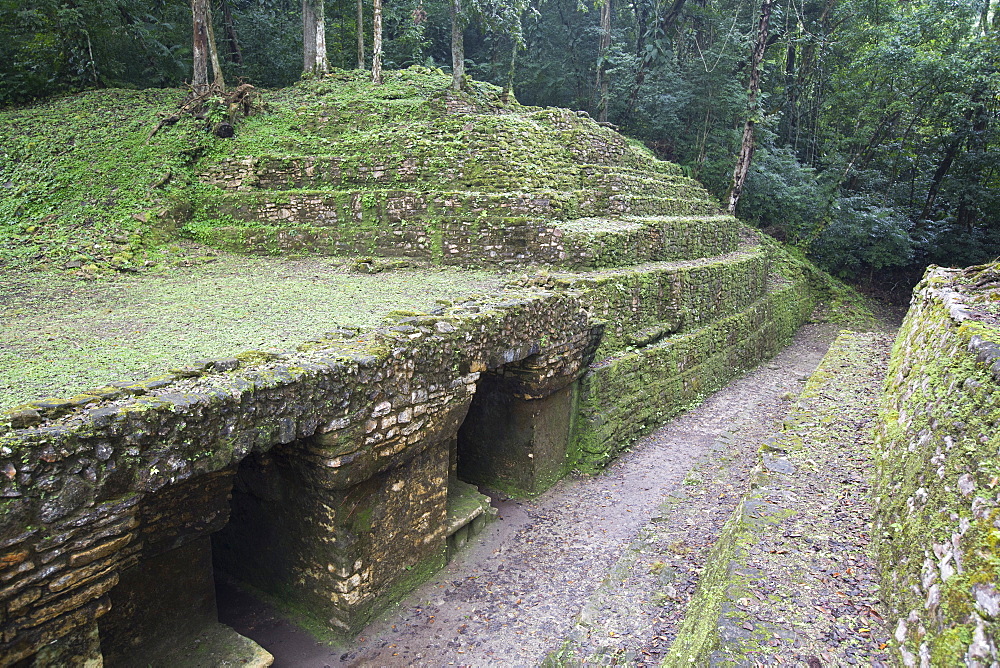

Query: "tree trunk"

xmin=727 ymin=0 xmax=774 ymax=214
xmin=357 ymin=0 xmax=366 ymax=69
xmin=220 ymin=0 xmax=243 ymax=65
xmin=303 ymin=0 xmax=330 ymax=76
xmin=596 ymin=0 xmax=612 ymax=123
xmin=621 ymin=0 xmax=686 ymax=125
xmin=372 ymin=0 xmax=383 ymax=83
xmin=782 ymin=40 xmax=797 ymax=145
xmin=502 ymin=35 xmax=517 ymax=103
xmin=207 ymin=5 xmax=225 ymax=90
xmin=191 ymin=0 xmax=210 ymax=95
xmin=450 ymin=0 xmax=465 ymax=91
xmin=919 ymin=103 xmax=977 ymax=221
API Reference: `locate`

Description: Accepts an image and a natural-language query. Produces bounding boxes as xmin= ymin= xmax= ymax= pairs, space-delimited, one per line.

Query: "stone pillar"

xmin=213 ymin=442 xmax=450 ymax=636
xmin=99 ymin=470 xmax=271 ymax=667
xmin=15 ymin=619 xmax=103 ymax=667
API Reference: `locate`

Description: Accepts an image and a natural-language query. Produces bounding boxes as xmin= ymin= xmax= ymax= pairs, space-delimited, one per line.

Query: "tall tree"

xmin=467 ymin=0 xmax=530 ymax=101
xmin=191 ymin=0 xmax=223 ymax=93
xmin=303 ymin=0 xmax=330 ymax=75
xmin=207 ymin=3 xmax=225 ymax=88
xmin=218 ymin=0 xmax=243 ymax=65
xmin=451 ymin=0 xmax=465 ymax=90
xmin=728 ymin=0 xmax=774 ymax=213
xmin=357 ymin=0 xmax=366 ymax=69
xmin=595 ymin=0 xmax=612 ymax=122
xmin=191 ymin=0 xmax=210 ymax=94
xmin=372 ymin=0 xmax=383 ymax=83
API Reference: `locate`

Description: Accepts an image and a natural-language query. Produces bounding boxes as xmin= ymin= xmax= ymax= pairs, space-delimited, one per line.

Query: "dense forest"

xmin=1 ymin=0 xmax=997 ymax=292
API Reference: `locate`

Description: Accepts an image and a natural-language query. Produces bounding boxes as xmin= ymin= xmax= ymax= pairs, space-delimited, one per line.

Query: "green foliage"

xmin=0 ymin=0 xmax=189 ymax=106
xmin=1 ymin=0 xmax=997 ymax=282
xmin=738 ymin=147 xmax=825 ymax=246
xmin=809 ymin=195 xmax=914 ymax=277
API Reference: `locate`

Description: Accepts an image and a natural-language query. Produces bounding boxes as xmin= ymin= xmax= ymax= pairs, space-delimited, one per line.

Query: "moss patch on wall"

xmin=872 ymin=264 xmax=1000 ymax=666
xmin=571 ymin=275 xmax=815 ymax=473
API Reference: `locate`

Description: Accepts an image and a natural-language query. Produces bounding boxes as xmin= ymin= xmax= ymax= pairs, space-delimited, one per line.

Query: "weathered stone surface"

xmin=873 ymin=264 xmax=1000 ymax=666
xmin=0 ymin=71 xmax=834 ymax=663
xmin=67 ymin=535 xmax=132 ymax=568
xmin=573 ymin=279 xmax=815 ymax=471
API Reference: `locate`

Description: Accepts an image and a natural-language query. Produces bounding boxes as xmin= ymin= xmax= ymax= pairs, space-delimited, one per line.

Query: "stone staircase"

xmin=190 ymin=71 xmax=727 ymax=269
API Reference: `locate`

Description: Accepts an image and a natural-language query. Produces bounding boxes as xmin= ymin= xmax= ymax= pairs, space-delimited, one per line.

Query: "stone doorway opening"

xmin=454 ymin=368 xmax=576 ymax=498
xmin=446 ymin=364 xmax=577 ymax=556
xmin=98 ymin=469 xmax=272 ymax=667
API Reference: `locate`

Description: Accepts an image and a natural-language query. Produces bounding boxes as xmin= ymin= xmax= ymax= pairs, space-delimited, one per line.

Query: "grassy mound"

xmin=0 ymin=67 xmax=694 ymax=272
xmin=0 ymin=87 xmax=194 ymax=272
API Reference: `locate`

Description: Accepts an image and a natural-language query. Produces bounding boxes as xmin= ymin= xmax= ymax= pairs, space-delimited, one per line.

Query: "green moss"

xmin=872 ymin=272 xmax=1000 ymax=662
xmin=0 ymin=258 xmax=503 ymax=409
xmin=572 ymin=277 xmax=816 ymax=472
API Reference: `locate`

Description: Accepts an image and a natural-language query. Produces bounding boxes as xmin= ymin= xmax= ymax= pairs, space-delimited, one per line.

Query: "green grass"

xmin=0 ymin=87 xmax=198 ymax=271
xmin=0 ymin=254 xmax=503 ymax=409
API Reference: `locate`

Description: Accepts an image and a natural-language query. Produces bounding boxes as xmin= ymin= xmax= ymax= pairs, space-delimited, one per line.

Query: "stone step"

xmin=663 ymin=332 xmax=894 ymax=666
xmin=191 ymin=190 xmax=722 ymax=267
xmin=445 ymin=479 xmax=498 ymax=561
xmin=201 ymin=154 xmax=701 ymax=197
xmin=282 ymin=102 xmax=685 ymax=173
xmin=515 ymin=243 xmax=770 ymax=359
xmin=572 ymin=274 xmax=815 ymax=471
xmin=551 ymin=214 xmax=740 ymax=269
xmin=110 ymin=621 xmax=273 ymax=668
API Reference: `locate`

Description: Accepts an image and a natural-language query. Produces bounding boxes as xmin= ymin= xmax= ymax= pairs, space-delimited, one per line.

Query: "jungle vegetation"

xmin=1 ymin=0 xmax=997 ymax=293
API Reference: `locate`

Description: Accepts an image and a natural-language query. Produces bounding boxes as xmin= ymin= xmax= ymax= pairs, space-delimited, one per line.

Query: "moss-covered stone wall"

xmin=0 ymin=288 xmax=601 ymax=661
xmin=183 ymin=72 xmax=723 ymax=268
xmin=873 ymin=264 xmax=1000 ymax=666
xmin=0 ymin=68 xmax=836 ymax=663
xmin=191 ymin=188 xmax=721 ymax=266
xmin=573 ymin=277 xmax=815 ymax=471
xmin=524 ymin=246 xmax=769 ymax=359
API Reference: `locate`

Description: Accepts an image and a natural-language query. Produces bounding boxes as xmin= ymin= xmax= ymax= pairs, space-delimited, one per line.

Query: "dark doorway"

xmin=455 ymin=370 xmax=575 ymax=498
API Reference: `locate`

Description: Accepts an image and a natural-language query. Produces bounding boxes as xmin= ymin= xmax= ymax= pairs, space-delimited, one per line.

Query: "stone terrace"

xmin=0 ymin=70 xmax=830 ymax=666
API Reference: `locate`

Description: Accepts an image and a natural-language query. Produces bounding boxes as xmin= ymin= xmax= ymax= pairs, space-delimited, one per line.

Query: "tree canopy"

xmin=1 ymin=0 xmax=997 ymax=290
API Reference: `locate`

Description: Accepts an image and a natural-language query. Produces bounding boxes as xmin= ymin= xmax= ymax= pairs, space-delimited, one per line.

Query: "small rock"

xmin=973 ymin=583 xmax=1000 ymax=619
xmin=6 ymin=408 xmax=42 ymax=429
xmin=958 ymin=473 xmax=976 ymax=497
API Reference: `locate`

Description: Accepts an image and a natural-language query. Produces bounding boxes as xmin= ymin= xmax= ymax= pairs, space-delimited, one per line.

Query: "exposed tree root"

xmin=149 ymin=82 xmax=263 ymax=139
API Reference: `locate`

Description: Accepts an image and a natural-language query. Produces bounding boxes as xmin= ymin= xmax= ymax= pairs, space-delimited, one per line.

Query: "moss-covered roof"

xmin=0 ymin=253 xmax=503 ymax=409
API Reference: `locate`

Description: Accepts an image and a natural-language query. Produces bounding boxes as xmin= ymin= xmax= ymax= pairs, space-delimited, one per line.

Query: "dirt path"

xmin=657 ymin=332 xmax=894 ymax=667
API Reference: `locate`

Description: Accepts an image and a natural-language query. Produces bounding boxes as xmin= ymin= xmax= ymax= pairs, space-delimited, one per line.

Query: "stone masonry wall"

xmin=195 ymin=188 xmax=721 ymax=266
xmin=201 ymin=157 xmax=704 ymax=199
xmin=0 ymin=289 xmax=599 ymax=660
xmin=524 ymin=247 xmax=769 ymax=359
xmin=573 ymin=277 xmax=816 ymax=471
xmin=873 ymin=265 xmax=1000 ymax=667
xmin=553 ymin=215 xmax=739 ymax=270
xmin=0 ymin=248 xmax=819 ymax=660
